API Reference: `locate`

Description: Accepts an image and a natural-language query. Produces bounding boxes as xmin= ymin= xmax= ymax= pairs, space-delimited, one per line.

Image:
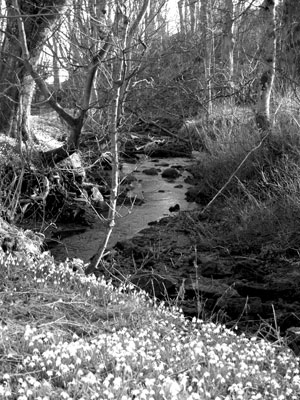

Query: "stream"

xmin=50 ymin=157 xmax=198 ymax=262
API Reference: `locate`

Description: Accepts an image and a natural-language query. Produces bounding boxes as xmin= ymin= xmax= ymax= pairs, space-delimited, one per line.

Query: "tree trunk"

xmin=20 ymin=74 xmax=37 ymax=142
xmin=52 ymin=36 xmax=61 ymax=92
xmin=0 ymin=0 xmax=7 ymax=47
xmin=178 ymin=0 xmax=185 ymax=34
xmin=117 ymin=0 xmax=150 ymax=120
xmin=13 ymin=0 xmax=112 ymax=166
xmin=0 ymin=2 xmax=22 ymax=134
xmin=88 ymin=0 xmax=150 ymax=271
xmin=0 ymin=0 xmax=69 ymax=142
xmin=255 ymin=0 xmax=277 ymax=133
xmin=201 ymin=0 xmax=212 ymax=115
xmin=223 ymin=0 xmax=235 ymax=82
xmin=189 ymin=0 xmax=196 ymax=33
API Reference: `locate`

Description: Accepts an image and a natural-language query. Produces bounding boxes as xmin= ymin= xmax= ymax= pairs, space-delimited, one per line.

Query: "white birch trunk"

xmin=255 ymin=0 xmax=277 ymax=133
xmin=189 ymin=0 xmax=196 ymax=33
xmin=178 ymin=0 xmax=185 ymax=34
xmin=52 ymin=37 xmax=61 ymax=92
xmin=223 ymin=0 xmax=235 ymax=82
xmin=201 ymin=0 xmax=212 ymax=115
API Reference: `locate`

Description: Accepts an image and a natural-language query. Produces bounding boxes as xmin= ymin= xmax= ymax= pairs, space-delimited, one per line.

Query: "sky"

xmin=167 ymin=0 xmax=179 ymax=16
xmin=166 ymin=0 xmax=179 ymax=32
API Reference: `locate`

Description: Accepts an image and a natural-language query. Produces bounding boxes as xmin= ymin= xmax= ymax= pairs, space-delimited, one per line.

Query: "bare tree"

xmin=178 ymin=0 xmax=185 ymax=34
xmin=0 ymin=0 xmax=69 ymax=141
xmin=223 ymin=0 xmax=235 ymax=83
xmin=201 ymin=0 xmax=213 ymax=114
xmin=51 ymin=36 xmax=62 ymax=92
xmin=188 ymin=0 xmax=197 ymax=33
xmin=89 ymin=0 xmax=151 ymax=271
xmin=10 ymin=0 xmax=112 ymax=165
xmin=255 ymin=0 xmax=277 ymax=132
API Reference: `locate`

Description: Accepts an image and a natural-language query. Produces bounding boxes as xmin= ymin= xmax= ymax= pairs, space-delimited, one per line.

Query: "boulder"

xmin=143 ymin=168 xmax=159 ymax=176
xmin=161 ymin=168 xmax=181 ymax=179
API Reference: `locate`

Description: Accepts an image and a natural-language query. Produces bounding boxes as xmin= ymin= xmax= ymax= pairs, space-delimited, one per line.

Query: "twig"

xmin=201 ymin=131 xmax=270 ymax=214
xmin=138 ymin=116 xmax=190 ymax=145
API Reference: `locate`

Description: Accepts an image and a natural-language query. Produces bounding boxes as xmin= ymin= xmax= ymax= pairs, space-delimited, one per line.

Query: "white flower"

xmin=162 ymin=377 xmax=182 ymax=397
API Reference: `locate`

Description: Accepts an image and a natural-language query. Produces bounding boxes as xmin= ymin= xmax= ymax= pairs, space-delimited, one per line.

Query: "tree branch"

xmin=12 ymin=0 xmax=76 ymax=127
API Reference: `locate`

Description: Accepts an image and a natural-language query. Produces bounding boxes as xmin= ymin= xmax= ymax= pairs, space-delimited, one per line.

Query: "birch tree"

xmin=223 ymin=0 xmax=235 ymax=83
xmin=178 ymin=0 xmax=185 ymax=34
xmin=201 ymin=0 xmax=213 ymax=114
xmin=255 ymin=0 xmax=277 ymax=133
xmin=188 ymin=0 xmax=197 ymax=33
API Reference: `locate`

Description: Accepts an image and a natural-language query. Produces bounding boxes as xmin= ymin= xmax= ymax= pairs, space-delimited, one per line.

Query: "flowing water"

xmin=50 ymin=157 xmax=198 ymax=262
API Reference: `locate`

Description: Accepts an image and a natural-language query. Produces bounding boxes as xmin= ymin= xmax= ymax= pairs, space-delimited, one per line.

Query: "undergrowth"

xmin=0 ymin=249 xmax=300 ymax=399
xmin=188 ymin=102 xmax=300 ymax=255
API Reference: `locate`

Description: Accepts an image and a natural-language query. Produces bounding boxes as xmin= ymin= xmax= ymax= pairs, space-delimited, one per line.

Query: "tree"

xmin=178 ymin=0 xmax=185 ymax=34
xmin=201 ymin=0 xmax=213 ymax=114
xmin=255 ymin=0 xmax=277 ymax=132
xmin=10 ymin=0 xmax=111 ymax=165
xmin=0 ymin=0 xmax=69 ymax=141
xmin=280 ymin=0 xmax=300 ymax=86
xmin=222 ymin=0 xmax=235 ymax=83
xmin=188 ymin=0 xmax=197 ymax=33
xmin=89 ymin=0 xmax=151 ymax=271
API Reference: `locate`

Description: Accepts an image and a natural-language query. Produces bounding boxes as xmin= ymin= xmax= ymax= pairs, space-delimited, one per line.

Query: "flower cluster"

xmin=0 ymin=253 xmax=300 ymax=399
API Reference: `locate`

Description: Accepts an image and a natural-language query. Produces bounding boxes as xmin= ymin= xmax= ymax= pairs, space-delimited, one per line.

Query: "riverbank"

xmin=3 ymin=108 xmax=300 ymax=348
xmin=2 ymin=107 xmax=300 ymax=397
xmin=1 ymin=248 xmax=300 ymax=399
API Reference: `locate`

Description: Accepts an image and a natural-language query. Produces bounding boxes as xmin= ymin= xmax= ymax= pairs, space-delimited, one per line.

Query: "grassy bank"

xmin=0 ymin=249 xmax=299 ymax=400
xmin=186 ymin=102 xmax=300 ymax=256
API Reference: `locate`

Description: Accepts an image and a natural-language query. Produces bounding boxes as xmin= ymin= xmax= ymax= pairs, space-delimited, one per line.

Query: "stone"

xmin=114 ymin=240 xmax=146 ymax=259
xmin=130 ymin=273 xmax=177 ymax=299
xmin=169 ymin=204 xmax=180 ymax=213
xmin=143 ymin=168 xmax=159 ymax=175
xmin=218 ymin=296 xmax=263 ymax=318
xmin=235 ymin=281 xmax=297 ymax=301
xmin=233 ymin=259 xmax=266 ymax=282
xmin=185 ymin=184 xmax=212 ymax=204
xmin=185 ymin=277 xmax=239 ymax=300
xmin=161 ymin=168 xmax=181 ymax=179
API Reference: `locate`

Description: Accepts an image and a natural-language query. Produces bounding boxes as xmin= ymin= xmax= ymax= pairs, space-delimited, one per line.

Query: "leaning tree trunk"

xmin=0 ymin=0 xmax=69 ymax=143
xmin=0 ymin=2 xmax=22 ymax=135
xmin=14 ymin=0 xmax=111 ymax=166
xmin=255 ymin=0 xmax=277 ymax=133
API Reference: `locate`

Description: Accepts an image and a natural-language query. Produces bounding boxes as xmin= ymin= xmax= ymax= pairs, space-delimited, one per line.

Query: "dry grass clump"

xmin=188 ymin=113 xmax=262 ymax=199
xmin=1 ymin=249 xmax=300 ymax=399
xmin=218 ymin=157 xmax=300 ymax=251
xmin=187 ymin=101 xmax=300 ymax=253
